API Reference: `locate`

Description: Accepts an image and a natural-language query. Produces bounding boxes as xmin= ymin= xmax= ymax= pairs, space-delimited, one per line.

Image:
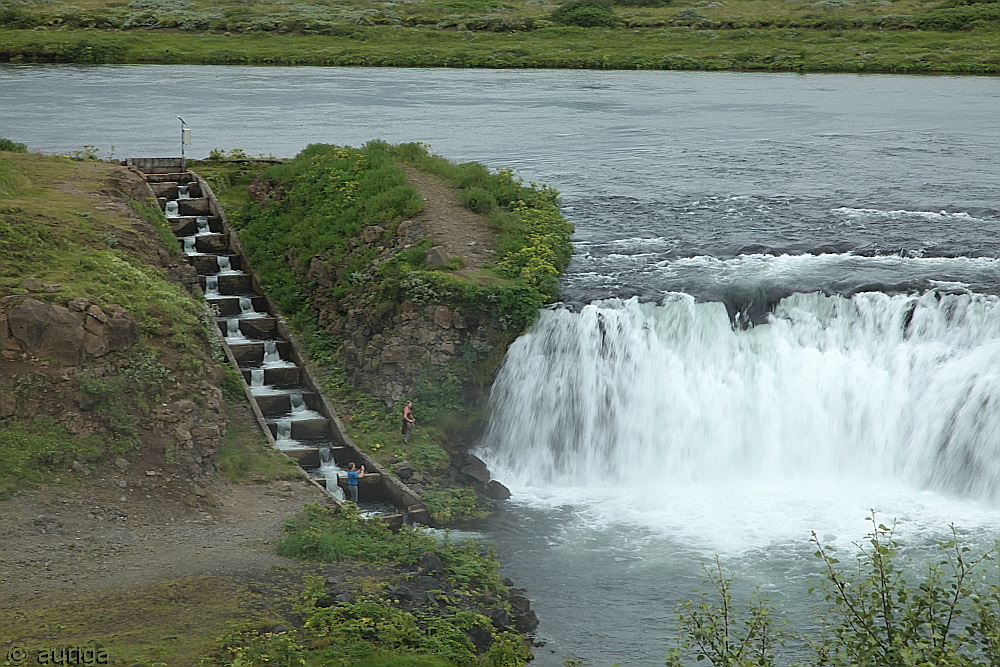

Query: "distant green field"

xmin=1 ymin=0 xmax=998 ymax=71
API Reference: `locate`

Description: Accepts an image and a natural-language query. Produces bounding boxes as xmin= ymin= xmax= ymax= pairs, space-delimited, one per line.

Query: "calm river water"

xmin=4 ymin=64 xmax=1000 ymax=665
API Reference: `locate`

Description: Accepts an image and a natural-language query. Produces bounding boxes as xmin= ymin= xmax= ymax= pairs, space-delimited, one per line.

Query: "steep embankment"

xmin=210 ymin=142 xmax=572 ymax=522
xmin=0 ymin=147 xmax=549 ymax=666
xmin=0 ymin=150 xmax=324 ymax=664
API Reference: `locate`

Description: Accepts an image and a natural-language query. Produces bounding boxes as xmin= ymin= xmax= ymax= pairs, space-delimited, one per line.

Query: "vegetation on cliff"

xmin=198 ymin=141 xmax=572 ymax=522
xmin=0 ymin=0 xmax=998 ymax=72
xmin=202 ymin=503 xmax=531 ymax=666
xmin=0 ymin=149 xmax=221 ymax=496
xmin=0 ymin=145 xmax=537 ymax=666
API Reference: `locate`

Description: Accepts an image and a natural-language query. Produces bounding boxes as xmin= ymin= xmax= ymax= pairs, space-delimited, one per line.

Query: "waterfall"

xmin=287 ymin=389 xmax=321 ymax=420
xmin=263 ymin=340 xmax=281 ymax=366
xmin=204 ymin=275 xmax=219 ymax=296
xmin=238 ymin=296 xmax=268 ymax=319
xmin=274 ymin=418 xmax=295 ymax=448
xmin=319 ymin=447 xmax=346 ymax=501
xmin=164 ymin=200 xmax=179 ymax=217
xmin=263 ymin=340 xmax=294 ymax=368
xmin=216 ymin=256 xmax=233 ymax=274
xmin=196 ymin=216 xmax=210 ymax=235
xmin=290 ymin=391 xmax=305 ymax=414
xmin=183 ymin=236 xmax=198 ymax=255
xmin=177 ymin=184 xmax=190 ymax=199
xmin=224 ymin=319 xmax=246 ymax=341
xmin=478 ymin=292 xmax=1000 ymax=546
xmin=250 ymin=369 xmax=265 ymax=392
xmin=249 ymin=368 xmax=281 ymax=395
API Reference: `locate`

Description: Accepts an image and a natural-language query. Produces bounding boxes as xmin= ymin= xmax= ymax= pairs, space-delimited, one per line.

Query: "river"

xmin=3 ymin=64 xmax=1000 ymax=665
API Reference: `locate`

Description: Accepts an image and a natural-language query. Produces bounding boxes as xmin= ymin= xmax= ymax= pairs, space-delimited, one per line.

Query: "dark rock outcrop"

xmin=1 ymin=296 xmax=139 ymax=364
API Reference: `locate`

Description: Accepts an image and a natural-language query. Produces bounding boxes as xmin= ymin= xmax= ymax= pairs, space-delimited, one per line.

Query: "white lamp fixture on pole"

xmin=178 ymin=116 xmax=191 ymax=170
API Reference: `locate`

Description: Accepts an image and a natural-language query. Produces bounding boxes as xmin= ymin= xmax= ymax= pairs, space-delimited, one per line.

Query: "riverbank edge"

xmin=1 ymin=27 xmax=999 ymax=74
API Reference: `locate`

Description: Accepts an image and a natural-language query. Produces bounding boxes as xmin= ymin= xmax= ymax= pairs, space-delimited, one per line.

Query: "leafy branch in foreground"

xmin=668 ymin=512 xmax=1000 ymax=667
xmin=666 ymin=557 xmax=786 ymax=667
xmin=809 ymin=515 xmax=998 ymax=667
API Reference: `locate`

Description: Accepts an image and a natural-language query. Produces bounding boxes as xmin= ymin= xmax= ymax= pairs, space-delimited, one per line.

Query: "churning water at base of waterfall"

xmin=477 ymin=274 xmax=1000 ymax=664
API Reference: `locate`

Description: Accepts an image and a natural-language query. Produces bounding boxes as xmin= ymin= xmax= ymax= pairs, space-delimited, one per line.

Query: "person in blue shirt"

xmin=346 ymin=461 xmax=365 ymax=503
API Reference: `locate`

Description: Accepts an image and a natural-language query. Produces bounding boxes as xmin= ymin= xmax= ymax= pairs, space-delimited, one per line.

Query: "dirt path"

xmin=0 ymin=469 xmax=343 ymax=665
xmin=0 ymin=475 xmax=325 ymax=600
xmin=402 ymin=165 xmax=494 ymax=271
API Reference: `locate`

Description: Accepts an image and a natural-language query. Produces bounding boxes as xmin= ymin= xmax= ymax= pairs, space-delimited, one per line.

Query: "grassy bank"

xmin=0 ymin=0 xmax=998 ymax=73
xmin=1 ymin=26 xmax=997 ymax=72
xmin=196 ymin=142 xmax=572 ymax=523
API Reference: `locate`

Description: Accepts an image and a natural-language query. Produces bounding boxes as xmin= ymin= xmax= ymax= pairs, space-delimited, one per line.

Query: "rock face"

xmin=306 ymin=215 xmax=507 ymax=409
xmin=1 ymin=296 xmax=139 ymax=364
xmin=0 ymin=165 xmax=230 ymax=482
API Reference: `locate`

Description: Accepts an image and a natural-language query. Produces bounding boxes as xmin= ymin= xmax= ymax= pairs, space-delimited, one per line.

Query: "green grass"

xmin=0 ymin=152 xmax=239 ymax=496
xmin=0 ymin=576 xmax=290 ymax=667
xmin=0 ymin=0 xmax=998 ymax=74
xmin=0 ymin=26 xmax=996 ymax=72
xmin=215 ymin=409 xmax=305 ymax=483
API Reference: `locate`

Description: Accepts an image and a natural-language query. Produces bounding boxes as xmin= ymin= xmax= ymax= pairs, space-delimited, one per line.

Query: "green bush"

xmin=0 ymin=138 xmax=27 ymax=152
xmin=667 ymin=514 xmax=1000 ymax=667
xmin=457 ymin=186 xmax=497 ymax=214
xmin=0 ymin=5 xmax=42 ymax=28
xmin=917 ymin=2 xmax=1000 ymax=28
xmin=410 ymin=442 xmax=451 ymax=471
xmin=423 ymin=487 xmax=489 ymax=523
xmin=550 ymin=0 xmax=617 ymax=27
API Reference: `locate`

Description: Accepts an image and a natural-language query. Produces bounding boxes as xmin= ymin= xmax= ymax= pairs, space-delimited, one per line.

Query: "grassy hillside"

xmin=0 ymin=0 xmax=998 ymax=72
xmin=195 ymin=141 xmax=572 ymax=523
xmin=0 ymin=145 xmax=537 ymax=667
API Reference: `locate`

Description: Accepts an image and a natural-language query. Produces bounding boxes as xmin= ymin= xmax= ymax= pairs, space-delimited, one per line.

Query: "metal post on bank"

xmin=178 ymin=116 xmax=191 ymax=170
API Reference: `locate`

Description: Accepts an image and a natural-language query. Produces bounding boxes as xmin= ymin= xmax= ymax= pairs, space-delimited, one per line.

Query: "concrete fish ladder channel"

xmin=127 ymin=157 xmax=431 ymax=527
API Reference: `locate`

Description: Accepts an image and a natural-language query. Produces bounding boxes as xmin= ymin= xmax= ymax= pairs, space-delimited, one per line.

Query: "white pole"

xmin=177 ymin=116 xmax=187 ymax=170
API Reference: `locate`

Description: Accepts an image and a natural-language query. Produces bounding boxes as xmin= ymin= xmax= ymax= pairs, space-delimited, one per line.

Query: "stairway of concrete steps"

xmin=126 ymin=158 xmax=429 ymax=526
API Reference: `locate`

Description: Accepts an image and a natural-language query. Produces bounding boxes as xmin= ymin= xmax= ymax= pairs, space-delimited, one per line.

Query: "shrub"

xmin=0 ymin=5 xmax=42 ymax=28
xmin=668 ymin=513 xmax=1000 ymax=666
xmin=423 ymin=487 xmax=489 ymax=523
xmin=457 ymin=186 xmax=497 ymax=214
xmin=917 ymin=2 xmax=1000 ymax=28
xmin=0 ymin=138 xmax=27 ymax=152
xmin=550 ymin=0 xmax=617 ymax=26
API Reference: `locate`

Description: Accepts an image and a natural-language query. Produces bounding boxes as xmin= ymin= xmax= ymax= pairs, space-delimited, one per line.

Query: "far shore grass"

xmin=1 ymin=26 xmax=997 ymax=72
xmin=1 ymin=0 xmax=999 ymax=76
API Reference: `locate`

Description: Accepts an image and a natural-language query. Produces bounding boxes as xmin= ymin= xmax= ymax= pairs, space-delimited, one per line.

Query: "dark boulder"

xmin=461 ymin=454 xmax=491 ymax=484
xmin=416 ymin=551 xmax=445 ymax=577
xmin=484 ymin=479 xmax=511 ymax=501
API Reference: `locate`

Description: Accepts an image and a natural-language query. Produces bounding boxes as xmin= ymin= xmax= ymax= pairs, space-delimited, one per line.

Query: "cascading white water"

xmin=263 ymin=340 xmax=281 ymax=365
xmin=319 ymin=448 xmax=346 ymax=501
xmin=216 ymin=256 xmax=234 ymax=274
xmin=287 ymin=390 xmax=323 ymax=420
xmin=195 ymin=216 xmax=210 ymax=235
xmin=250 ymin=368 xmax=265 ymax=391
xmin=204 ymin=275 xmax=219 ymax=296
xmin=263 ymin=340 xmax=294 ymax=368
xmin=177 ymin=184 xmax=190 ymax=199
xmin=164 ymin=200 xmax=179 ymax=217
xmin=237 ymin=296 xmax=266 ymax=319
xmin=274 ymin=417 xmax=296 ymax=448
xmin=249 ymin=368 xmax=283 ymax=395
xmin=224 ymin=319 xmax=246 ymax=341
xmin=290 ymin=390 xmax=305 ymax=413
xmin=478 ymin=291 xmax=1000 ymax=551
